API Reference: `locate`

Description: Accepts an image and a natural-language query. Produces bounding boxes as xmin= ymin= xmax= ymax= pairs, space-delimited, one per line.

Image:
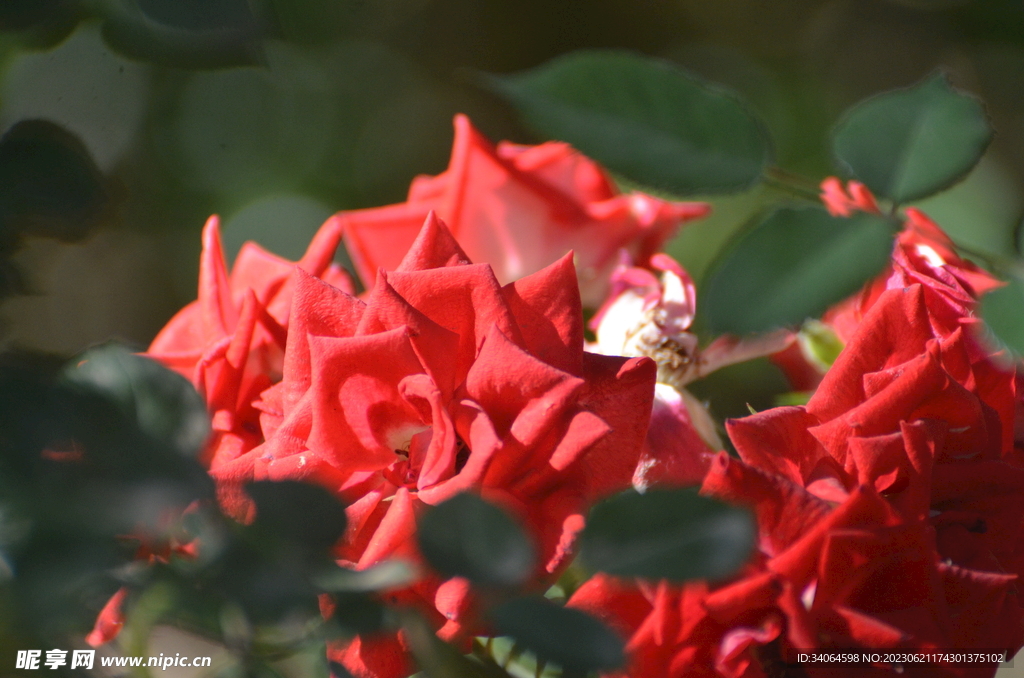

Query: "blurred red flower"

xmin=339 ymin=115 xmax=709 ymax=306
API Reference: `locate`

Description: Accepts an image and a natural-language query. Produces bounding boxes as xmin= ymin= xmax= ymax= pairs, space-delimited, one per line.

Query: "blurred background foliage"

xmin=0 ymin=0 xmax=1019 ymax=413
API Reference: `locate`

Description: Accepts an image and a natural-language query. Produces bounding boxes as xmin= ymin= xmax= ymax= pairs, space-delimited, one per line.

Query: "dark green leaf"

xmin=326 ymin=592 xmax=387 ymax=635
xmin=98 ymin=0 xmax=268 ymax=68
xmin=702 ymin=206 xmax=895 ymax=334
xmin=580 ymin=487 xmax=755 ymax=581
xmin=136 ymin=0 xmax=258 ymax=31
xmin=328 ymin=661 xmax=356 ymax=678
xmin=0 ymin=119 xmax=108 ymax=242
xmin=246 ymin=481 xmax=348 ymax=552
xmin=485 ymin=50 xmax=770 ymax=194
xmin=980 ymin=277 xmax=1024 ymax=355
xmin=490 ymin=596 xmax=625 ymax=673
xmin=832 ymin=72 xmax=992 ymax=203
xmin=63 ymin=344 xmax=210 ymax=460
xmin=0 ymin=350 xmax=209 ymax=538
xmin=418 ymin=493 xmax=535 ymax=588
xmin=12 ymin=528 xmax=125 ymax=637
xmin=0 ymin=0 xmax=75 ymax=31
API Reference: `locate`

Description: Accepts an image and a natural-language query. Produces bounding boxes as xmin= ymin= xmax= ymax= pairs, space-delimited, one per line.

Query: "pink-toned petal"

xmin=86 ymin=587 xmax=129 ymax=647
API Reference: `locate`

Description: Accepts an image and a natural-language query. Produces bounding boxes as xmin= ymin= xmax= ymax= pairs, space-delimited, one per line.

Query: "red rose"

xmin=570 ymin=453 xmax=1019 ymax=678
xmin=148 ymin=215 xmax=352 ymax=468
xmin=338 ymin=115 xmax=709 ymax=306
xmin=205 ymin=213 xmax=656 ymax=677
xmin=570 ymin=224 xmax=1023 ymax=676
xmin=734 ymin=284 xmax=1023 ymax=574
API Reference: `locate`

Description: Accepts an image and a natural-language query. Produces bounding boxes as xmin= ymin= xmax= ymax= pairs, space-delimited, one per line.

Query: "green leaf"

xmin=0 ymin=0 xmax=80 ymax=47
xmin=980 ymin=277 xmax=1024 ymax=355
xmin=702 ymin=206 xmax=895 ymax=334
xmin=489 ymin=596 xmax=625 ymax=673
xmin=313 ymin=560 xmax=416 ymax=593
xmin=328 ymin=661 xmax=357 ymax=678
xmin=135 ymin=0 xmax=259 ymax=31
xmin=0 ymin=0 xmax=69 ymax=30
xmin=246 ymin=481 xmax=348 ymax=553
xmin=417 ymin=493 xmax=535 ymax=588
xmin=832 ymin=72 xmax=992 ymax=203
xmin=0 ymin=119 xmax=109 ymax=242
xmin=484 ymin=50 xmax=770 ymax=194
xmin=580 ymin=487 xmax=755 ymax=581
xmin=63 ymin=344 xmax=210 ymax=460
xmin=98 ymin=0 xmax=269 ymax=69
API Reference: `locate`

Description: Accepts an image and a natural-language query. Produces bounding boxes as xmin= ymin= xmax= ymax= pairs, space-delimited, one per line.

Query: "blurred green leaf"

xmin=0 ymin=0 xmax=71 ymax=30
xmin=136 ymin=0 xmax=259 ymax=31
xmin=489 ymin=596 xmax=624 ymax=673
xmin=314 ymin=560 xmax=416 ymax=593
xmin=182 ymin=536 xmax=321 ymax=625
xmin=980 ymin=277 xmax=1024 ymax=355
xmin=11 ymin=528 xmax=125 ymax=637
xmin=323 ymin=592 xmax=387 ymax=636
xmin=246 ymin=480 xmax=348 ymax=553
xmin=580 ymin=487 xmax=755 ymax=581
xmin=702 ymin=206 xmax=895 ymax=334
xmin=63 ymin=343 xmax=210 ymax=460
xmin=418 ymin=493 xmax=535 ymax=588
xmin=832 ymin=72 xmax=992 ymax=203
xmin=0 ymin=0 xmax=81 ymax=49
xmin=98 ymin=0 xmax=268 ymax=68
xmin=485 ymin=50 xmax=770 ymax=194
xmin=0 ymin=0 xmax=77 ymax=35
xmin=0 ymin=119 xmax=108 ymax=242
xmin=328 ymin=661 xmax=356 ymax=678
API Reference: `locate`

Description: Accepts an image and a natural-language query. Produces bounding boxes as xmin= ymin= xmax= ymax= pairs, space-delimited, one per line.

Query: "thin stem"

xmin=762 ymin=166 xmax=823 ymax=202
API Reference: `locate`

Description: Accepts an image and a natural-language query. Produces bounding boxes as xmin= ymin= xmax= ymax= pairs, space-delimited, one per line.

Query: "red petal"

xmin=86 ymin=587 xmax=128 ymax=647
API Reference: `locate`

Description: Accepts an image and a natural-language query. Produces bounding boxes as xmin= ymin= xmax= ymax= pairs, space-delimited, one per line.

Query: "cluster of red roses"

xmin=572 ymin=183 xmax=1024 ymax=677
xmin=93 ymin=117 xmax=1024 ymax=678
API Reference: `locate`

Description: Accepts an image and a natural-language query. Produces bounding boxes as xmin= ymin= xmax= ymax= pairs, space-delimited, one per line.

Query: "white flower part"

xmin=659 ymin=269 xmax=696 ymax=334
xmin=915 ymin=243 xmax=946 ymax=268
xmin=801 ymin=580 xmax=818 ymax=610
xmin=591 ymin=268 xmax=699 ymax=364
xmin=592 ymin=289 xmax=650 ymax=358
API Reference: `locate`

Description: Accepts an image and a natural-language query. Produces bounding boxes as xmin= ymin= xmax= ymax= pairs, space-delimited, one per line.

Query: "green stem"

xmin=762 ymin=166 xmax=823 ymax=202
